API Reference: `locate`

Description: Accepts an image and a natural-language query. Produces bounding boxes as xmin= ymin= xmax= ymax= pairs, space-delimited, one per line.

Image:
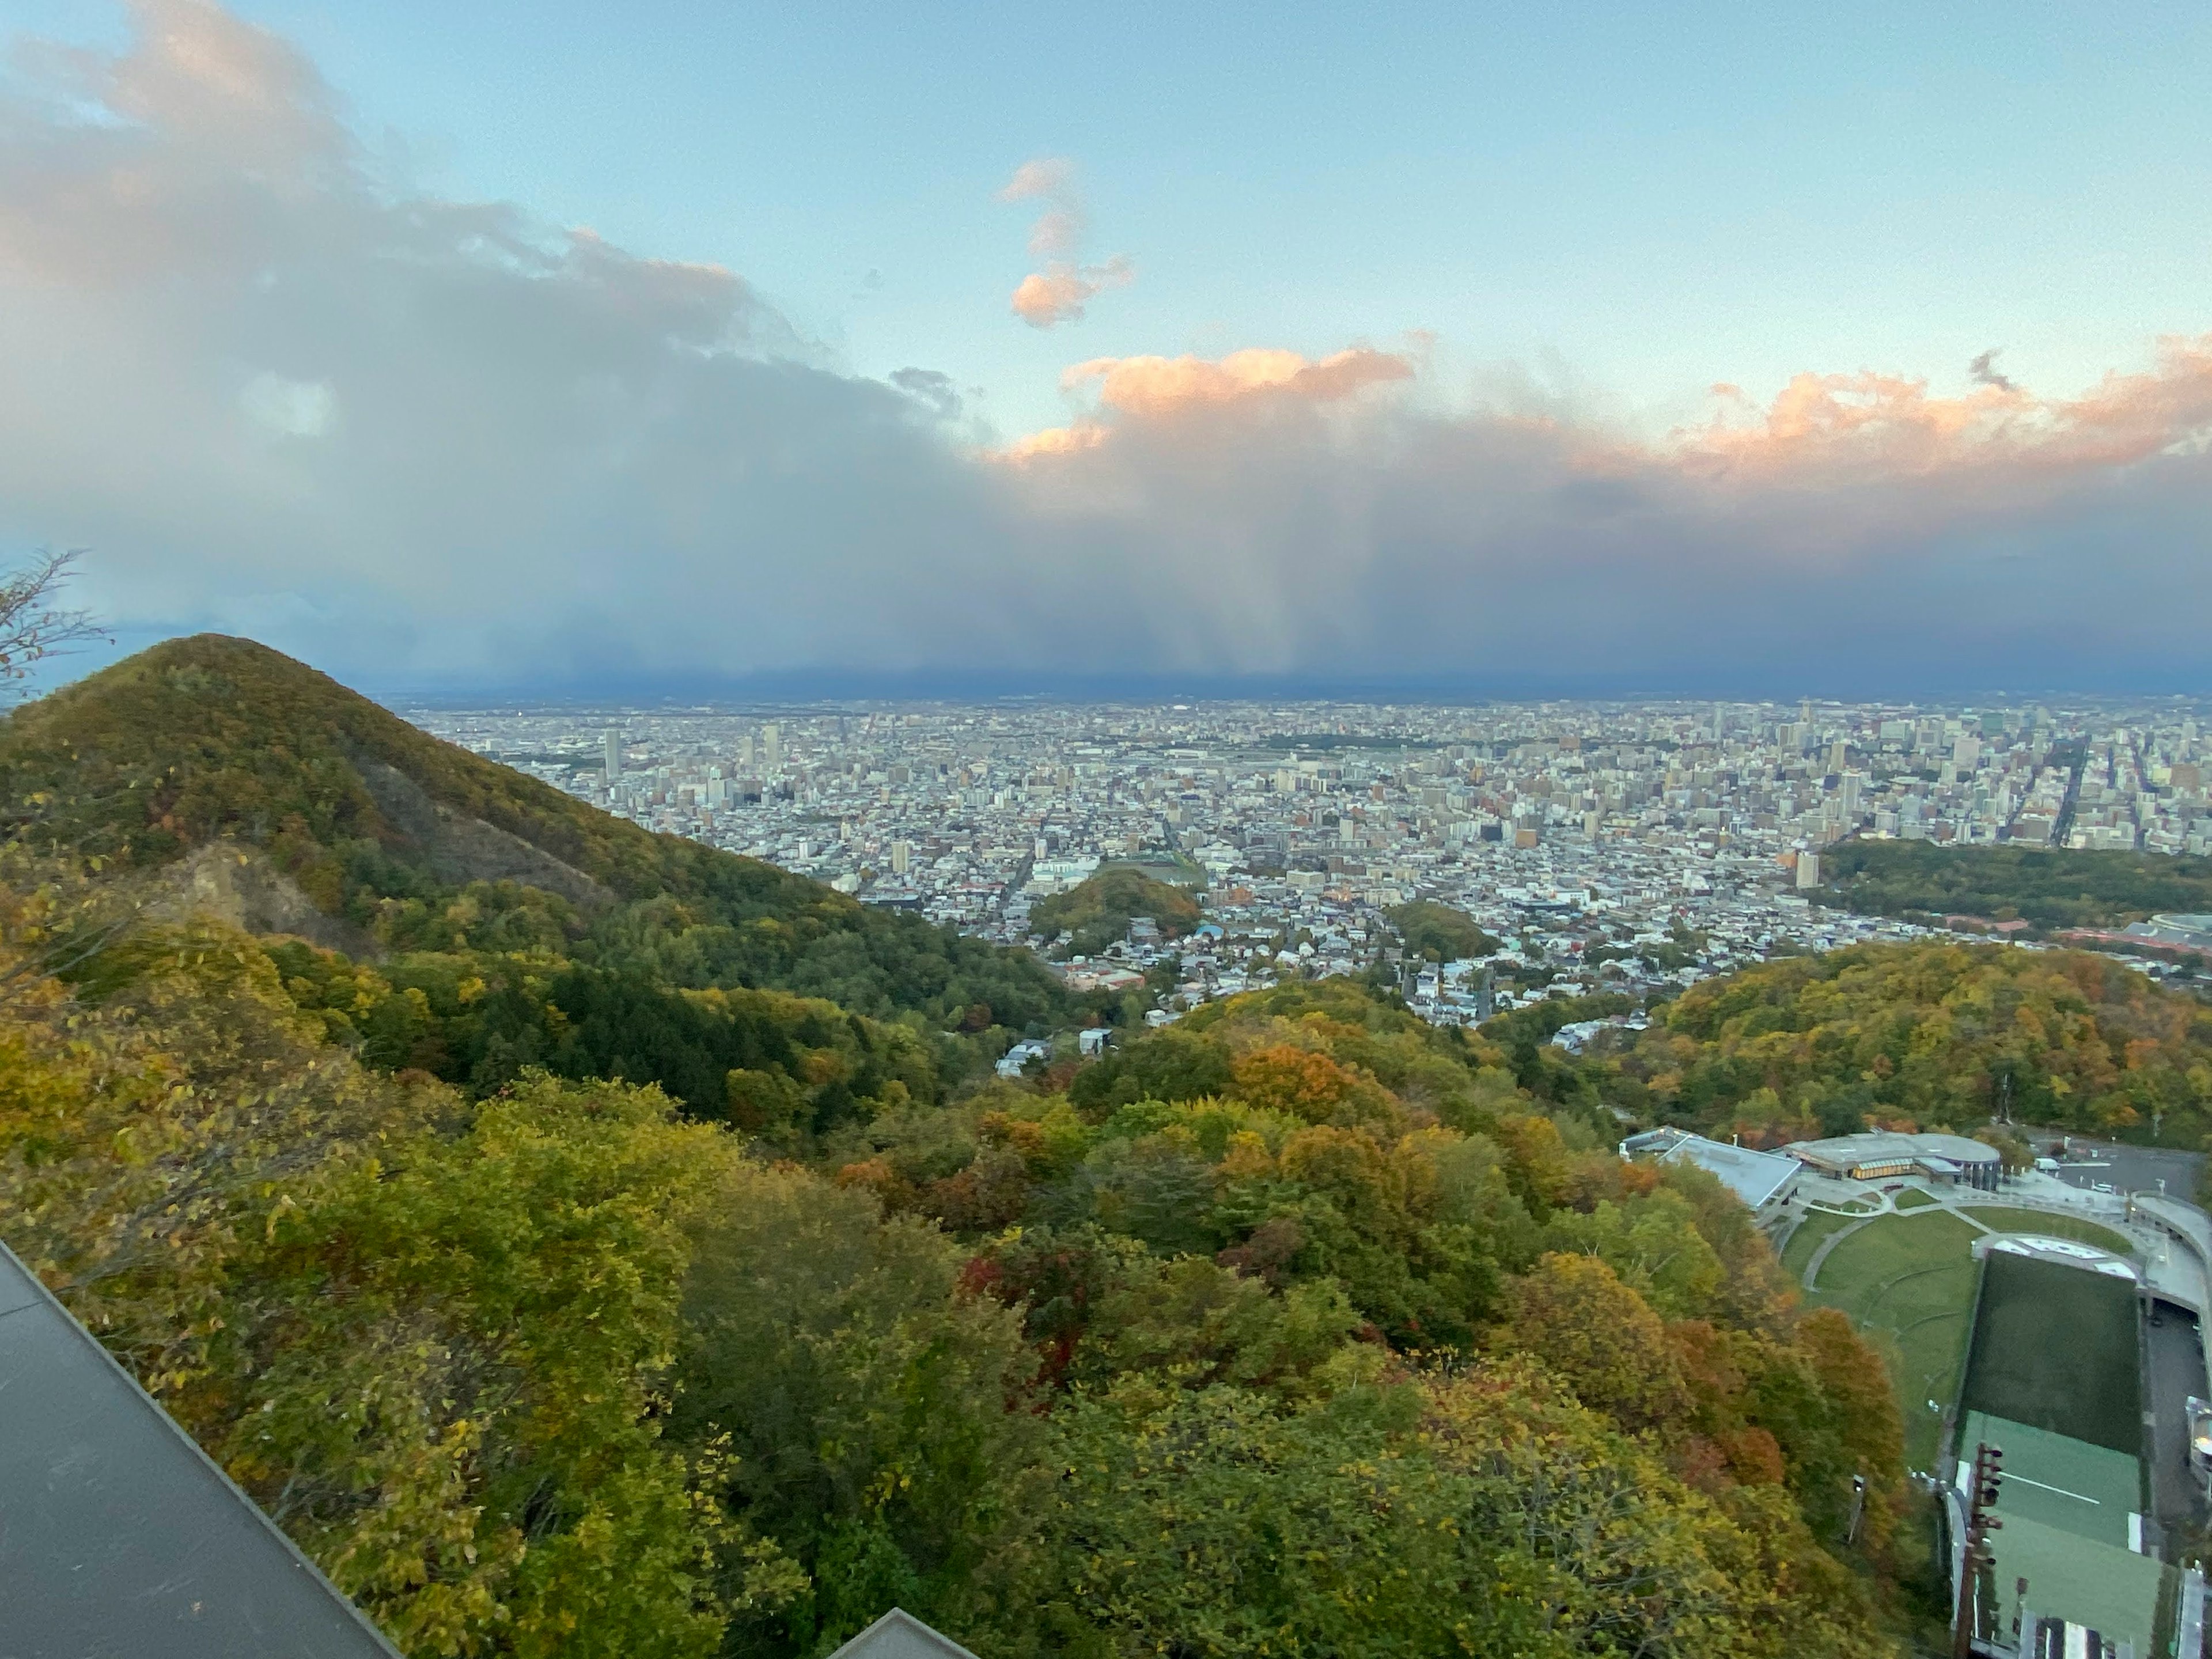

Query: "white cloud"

xmin=239 ymin=372 xmax=336 ymax=437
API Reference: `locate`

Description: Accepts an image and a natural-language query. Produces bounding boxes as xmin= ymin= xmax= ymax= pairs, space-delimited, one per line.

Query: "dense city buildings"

xmin=410 ymin=696 xmax=2212 ymax=1023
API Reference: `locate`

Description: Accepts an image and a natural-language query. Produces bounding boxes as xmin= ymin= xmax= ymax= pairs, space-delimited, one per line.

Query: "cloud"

xmin=1002 ymin=348 xmax=1413 ymax=461
xmin=5 ymin=2 xmax=2212 ymax=695
xmin=996 ymin=155 xmax=1131 ymax=328
xmin=889 ymin=366 xmax=961 ymax=418
xmin=1969 ymin=348 xmax=2015 ymax=393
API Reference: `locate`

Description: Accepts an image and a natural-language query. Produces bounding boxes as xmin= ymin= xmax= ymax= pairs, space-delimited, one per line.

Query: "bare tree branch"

xmin=0 ymin=548 xmax=105 ymax=693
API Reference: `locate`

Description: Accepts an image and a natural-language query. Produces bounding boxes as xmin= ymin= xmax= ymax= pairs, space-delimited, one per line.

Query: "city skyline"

xmin=6 ymin=1 xmax=2212 ymax=696
xmin=416 ymin=688 xmax=2212 ymax=1017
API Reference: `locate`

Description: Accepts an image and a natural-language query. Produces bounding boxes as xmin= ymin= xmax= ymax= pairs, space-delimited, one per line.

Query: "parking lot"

xmin=2030 ymin=1134 xmax=2204 ymax=1200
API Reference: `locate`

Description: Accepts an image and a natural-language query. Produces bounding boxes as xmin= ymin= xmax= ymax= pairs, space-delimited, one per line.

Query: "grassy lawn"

xmin=1892 ymin=1188 xmax=1937 ymax=1210
xmin=1805 ymin=1210 xmax=1983 ymax=1468
xmin=1959 ymin=1206 xmax=2134 ymax=1256
xmin=1779 ymin=1207 xmax=1861 ymax=1281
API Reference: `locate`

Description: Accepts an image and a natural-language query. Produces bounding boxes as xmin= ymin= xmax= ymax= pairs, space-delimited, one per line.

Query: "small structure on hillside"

xmin=1619 ymin=1127 xmax=1800 ymax=1212
xmin=828 ymin=1609 xmax=983 ymax=1659
xmin=1784 ymin=1131 xmax=2003 ymax=1191
xmin=995 ymin=1039 xmax=1051 ymax=1078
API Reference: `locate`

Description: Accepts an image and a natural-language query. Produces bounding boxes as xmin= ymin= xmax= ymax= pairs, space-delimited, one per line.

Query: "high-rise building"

xmin=604 ymin=732 xmax=622 ymax=778
xmin=1841 ymin=771 xmax=1863 ymax=817
xmin=1796 ymin=850 xmax=1821 ymax=889
xmin=738 ymin=733 xmax=755 ymax=770
xmin=890 ymin=840 xmax=912 ymax=876
xmin=1954 ymin=734 xmax=1982 ymax=770
xmin=1827 ymin=739 xmax=1849 ymax=773
xmin=763 ymin=723 xmax=782 ymax=770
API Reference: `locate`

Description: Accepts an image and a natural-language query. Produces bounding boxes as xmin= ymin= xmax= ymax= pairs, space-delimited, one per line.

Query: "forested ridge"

xmin=0 ymin=911 xmax=1915 ymax=1657
xmin=1821 ymin=837 xmax=2212 ymax=931
xmin=1543 ymin=940 xmax=2212 ymax=1149
xmin=0 ymin=639 xmax=2009 ymax=1656
xmin=0 ymin=634 xmax=1072 ymax=1054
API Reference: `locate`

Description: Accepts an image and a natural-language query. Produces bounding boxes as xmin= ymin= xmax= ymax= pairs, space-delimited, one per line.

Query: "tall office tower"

xmin=1797 ymin=849 xmax=1821 ymax=889
xmin=763 ymin=723 xmax=782 ymax=770
xmin=1800 ymin=698 xmax=1813 ymax=725
xmin=1841 ymin=771 xmax=1863 ymax=817
xmin=739 ymin=733 xmax=755 ymax=770
xmin=604 ymin=732 xmax=622 ymax=778
xmin=1828 ymin=739 xmax=1849 ymax=773
xmin=890 ymin=840 xmax=912 ymax=876
xmin=1954 ymin=734 xmax=1982 ymax=771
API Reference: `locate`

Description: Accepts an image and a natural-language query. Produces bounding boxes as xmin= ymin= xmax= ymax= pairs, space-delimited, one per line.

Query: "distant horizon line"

xmin=25 ymin=628 xmax=2212 ymax=713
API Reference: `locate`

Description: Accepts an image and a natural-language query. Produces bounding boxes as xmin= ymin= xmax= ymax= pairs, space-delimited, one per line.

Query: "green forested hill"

xmin=1028 ymin=863 xmax=1200 ymax=953
xmin=0 ymin=635 xmax=1070 ymax=1078
xmin=1560 ymin=938 xmax=2212 ymax=1148
xmin=1 ymin=919 xmax=1912 ymax=1659
xmin=1821 ymin=838 xmax=2212 ymax=930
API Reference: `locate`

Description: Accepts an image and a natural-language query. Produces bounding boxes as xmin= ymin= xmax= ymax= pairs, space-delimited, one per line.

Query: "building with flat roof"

xmin=1785 ymin=1130 xmax=2003 ymax=1191
xmin=0 ymin=1240 xmax=401 ymax=1657
xmin=1620 ymin=1127 xmax=1801 ymax=1211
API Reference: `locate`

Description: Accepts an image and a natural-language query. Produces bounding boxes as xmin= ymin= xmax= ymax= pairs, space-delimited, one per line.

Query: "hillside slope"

xmin=1029 ymin=863 xmax=1202 ymax=954
xmin=0 ymin=634 xmax=1067 ymax=1035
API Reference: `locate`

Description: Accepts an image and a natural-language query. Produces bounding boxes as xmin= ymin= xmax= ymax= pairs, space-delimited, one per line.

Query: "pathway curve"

xmin=1798 ymin=1192 xmax=1985 ymax=1291
xmin=1801 ymin=1212 xmax=1881 ymax=1291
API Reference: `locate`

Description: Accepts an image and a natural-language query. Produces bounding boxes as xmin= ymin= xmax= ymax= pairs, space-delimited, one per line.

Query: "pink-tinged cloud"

xmin=997 ymin=157 xmax=1072 ymax=204
xmin=999 ymin=347 xmax=1415 ymax=462
xmin=1067 ymin=347 xmax=1414 ymax=415
xmin=1672 ymin=338 xmax=2212 ymax=498
xmin=1009 ymin=254 xmax=1132 ymax=329
xmin=997 ymin=156 xmax=1131 ymax=328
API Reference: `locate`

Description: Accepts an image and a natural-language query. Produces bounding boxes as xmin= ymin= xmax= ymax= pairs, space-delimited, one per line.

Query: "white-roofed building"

xmin=1782 ymin=1131 xmax=2002 ymax=1191
xmin=1619 ymin=1127 xmax=1801 ymax=1212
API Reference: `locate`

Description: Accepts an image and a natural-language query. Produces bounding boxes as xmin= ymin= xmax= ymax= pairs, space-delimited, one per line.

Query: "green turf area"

xmin=1980 ymin=1510 xmax=2163 ymax=1654
xmin=1960 ymin=1411 xmax=2139 ymax=1547
xmin=1779 ymin=1209 xmax=1860 ymax=1280
xmin=1961 ymin=1253 xmax=2141 ymax=1454
xmin=1805 ymin=1210 xmax=1983 ymax=1465
xmin=1956 ymin=1206 xmax=2135 ymax=1256
xmin=1891 ymin=1188 xmax=1937 ymax=1210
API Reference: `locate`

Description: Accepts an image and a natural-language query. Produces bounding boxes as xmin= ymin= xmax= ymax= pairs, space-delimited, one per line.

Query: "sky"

xmin=3 ymin=0 xmax=2211 ymax=697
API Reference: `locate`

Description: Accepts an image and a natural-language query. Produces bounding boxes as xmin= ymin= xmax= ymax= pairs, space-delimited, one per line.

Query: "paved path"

xmin=1801 ymin=1212 xmax=1879 ymax=1291
xmin=1797 ymin=1190 xmax=2090 ymax=1291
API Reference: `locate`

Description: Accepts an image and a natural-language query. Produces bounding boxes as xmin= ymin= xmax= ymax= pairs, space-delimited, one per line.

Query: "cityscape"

xmin=412 ymin=695 xmax=2212 ymax=1025
xmin=12 ymin=1 xmax=2212 ymax=1653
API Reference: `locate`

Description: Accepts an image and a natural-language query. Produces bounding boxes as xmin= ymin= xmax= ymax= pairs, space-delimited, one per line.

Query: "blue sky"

xmin=4 ymin=1 xmax=2212 ymax=693
xmin=21 ymin=0 xmax=2212 ymax=436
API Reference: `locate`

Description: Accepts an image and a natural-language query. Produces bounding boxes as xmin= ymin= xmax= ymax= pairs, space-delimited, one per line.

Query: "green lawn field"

xmin=1957 ymin=1206 xmax=2134 ymax=1256
xmin=1805 ymin=1210 xmax=1983 ymax=1466
xmin=1779 ymin=1207 xmax=1860 ymax=1281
